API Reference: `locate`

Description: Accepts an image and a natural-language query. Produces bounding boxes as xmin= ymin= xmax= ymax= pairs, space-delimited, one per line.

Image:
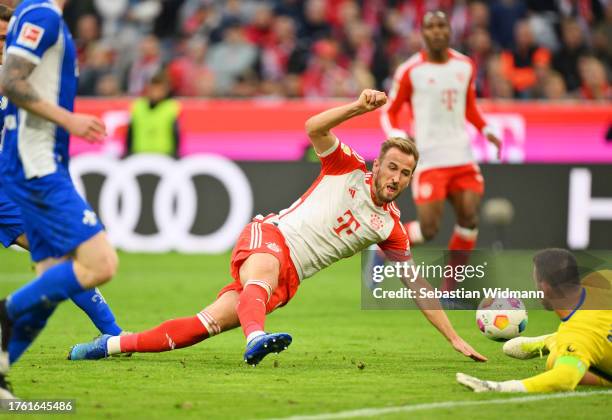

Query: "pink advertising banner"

xmin=72 ymin=99 xmax=612 ymax=163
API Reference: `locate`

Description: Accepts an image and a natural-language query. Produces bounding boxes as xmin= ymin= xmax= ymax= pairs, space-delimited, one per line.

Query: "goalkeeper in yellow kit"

xmin=457 ymin=248 xmax=612 ymax=392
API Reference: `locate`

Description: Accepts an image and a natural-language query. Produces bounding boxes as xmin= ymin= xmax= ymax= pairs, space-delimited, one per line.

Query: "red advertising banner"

xmin=73 ymin=99 xmax=612 ymax=163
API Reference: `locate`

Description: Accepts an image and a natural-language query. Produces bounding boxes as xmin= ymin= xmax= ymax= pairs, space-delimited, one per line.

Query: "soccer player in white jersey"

xmin=0 ymin=0 xmax=117 ymax=398
xmin=69 ymin=89 xmax=487 ymax=366
xmin=380 ymin=11 xmax=502 ymax=291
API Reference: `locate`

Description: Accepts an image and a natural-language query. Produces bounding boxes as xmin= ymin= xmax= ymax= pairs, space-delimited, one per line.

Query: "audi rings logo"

xmin=70 ymin=154 xmax=253 ymax=253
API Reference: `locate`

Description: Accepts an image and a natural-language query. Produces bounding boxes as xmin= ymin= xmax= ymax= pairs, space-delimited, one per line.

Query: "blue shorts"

xmin=2 ymin=168 xmax=104 ymax=262
xmin=0 ymin=182 xmax=25 ymax=248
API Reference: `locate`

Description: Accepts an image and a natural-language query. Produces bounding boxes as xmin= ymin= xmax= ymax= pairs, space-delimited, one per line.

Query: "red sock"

xmin=237 ymin=282 xmax=269 ymax=338
xmin=120 ymin=316 xmax=209 ymax=353
xmin=442 ymin=226 xmax=477 ymax=291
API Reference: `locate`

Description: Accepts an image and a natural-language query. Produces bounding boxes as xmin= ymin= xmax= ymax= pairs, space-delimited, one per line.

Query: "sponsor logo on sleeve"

xmin=17 ymin=22 xmax=45 ymax=50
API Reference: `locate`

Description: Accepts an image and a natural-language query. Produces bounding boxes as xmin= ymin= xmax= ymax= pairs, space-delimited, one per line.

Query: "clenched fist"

xmin=356 ymin=89 xmax=387 ymax=113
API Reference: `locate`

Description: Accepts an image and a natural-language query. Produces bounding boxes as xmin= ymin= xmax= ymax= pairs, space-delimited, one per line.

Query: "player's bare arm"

xmin=402 ymin=274 xmax=487 ymax=362
xmin=1 ymin=54 xmax=106 ymax=143
xmin=1 ymin=54 xmax=40 ymax=104
xmin=305 ymin=89 xmax=387 ymax=154
xmin=484 ymin=130 xmax=503 ymax=159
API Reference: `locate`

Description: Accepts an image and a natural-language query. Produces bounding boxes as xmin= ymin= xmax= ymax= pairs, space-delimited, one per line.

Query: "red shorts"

xmin=217 ymin=220 xmax=300 ymax=313
xmin=411 ymin=163 xmax=484 ymax=205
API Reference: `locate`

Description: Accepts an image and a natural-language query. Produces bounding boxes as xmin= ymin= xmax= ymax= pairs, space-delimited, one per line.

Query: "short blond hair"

xmin=378 ymin=137 xmax=419 ymax=169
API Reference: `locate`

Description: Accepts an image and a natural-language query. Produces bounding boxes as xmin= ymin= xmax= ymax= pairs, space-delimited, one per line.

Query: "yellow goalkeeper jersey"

xmin=549 ymin=270 xmax=612 ymax=380
xmin=523 ymin=270 xmax=612 ymax=392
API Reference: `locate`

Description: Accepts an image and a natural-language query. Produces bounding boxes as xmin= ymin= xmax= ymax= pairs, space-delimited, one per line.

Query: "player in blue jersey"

xmin=0 ymin=9 xmax=126 ymax=371
xmin=0 ymin=0 xmax=119 ymax=398
xmin=0 ymin=9 xmax=125 ymax=358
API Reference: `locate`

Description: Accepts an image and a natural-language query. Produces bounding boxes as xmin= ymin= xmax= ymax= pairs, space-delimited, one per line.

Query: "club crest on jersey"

xmin=82 ymin=210 xmax=98 ymax=227
xmin=17 ymin=22 xmax=45 ymax=50
xmin=266 ymin=242 xmax=281 ymax=253
xmin=370 ymin=214 xmax=384 ymax=231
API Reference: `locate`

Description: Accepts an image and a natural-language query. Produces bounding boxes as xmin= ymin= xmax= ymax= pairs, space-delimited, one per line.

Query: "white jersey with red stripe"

xmin=380 ymin=49 xmax=487 ymax=170
xmin=264 ymin=138 xmax=412 ymax=281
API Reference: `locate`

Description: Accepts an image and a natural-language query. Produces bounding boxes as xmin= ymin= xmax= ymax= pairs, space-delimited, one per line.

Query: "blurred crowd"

xmin=65 ymin=0 xmax=612 ymax=100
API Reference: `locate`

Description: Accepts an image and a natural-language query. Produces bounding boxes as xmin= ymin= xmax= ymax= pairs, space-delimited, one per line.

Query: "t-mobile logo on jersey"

xmin=333 ymin=210 xmax=361 ymax=236
xmin=442 ymin=89 xmax=458 ymax=111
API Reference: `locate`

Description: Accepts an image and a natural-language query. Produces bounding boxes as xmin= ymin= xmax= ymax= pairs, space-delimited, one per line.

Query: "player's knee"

xmin=241 ymin=253 xmax=280 ymax=282
xmin=253 ymin=261 xmax=278 ymax=282
xmin=420 ymin=223 xmax=439 ymax=241
xmin=91 ymin=250 xmax=119 ymax=285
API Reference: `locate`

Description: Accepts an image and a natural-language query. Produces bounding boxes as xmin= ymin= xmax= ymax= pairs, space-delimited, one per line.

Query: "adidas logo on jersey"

xmin=348 ymin=188 xmax=356 ymax=198
xmin=266 ymin=242 xmax=281 ymax=253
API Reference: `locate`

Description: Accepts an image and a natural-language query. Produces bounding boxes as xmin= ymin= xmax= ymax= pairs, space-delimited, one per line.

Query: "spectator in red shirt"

xmin=245 ymin=3 xmax=275 ymax=47
xmin=168 ymin=36 xmax=214 ymax=97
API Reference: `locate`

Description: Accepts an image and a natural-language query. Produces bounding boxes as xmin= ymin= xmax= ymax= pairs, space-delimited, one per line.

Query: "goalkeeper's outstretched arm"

xmin=457 ymin=355 xmax=610 ymax=392
xmin=522 ymin=356 xmax=588 ymax=392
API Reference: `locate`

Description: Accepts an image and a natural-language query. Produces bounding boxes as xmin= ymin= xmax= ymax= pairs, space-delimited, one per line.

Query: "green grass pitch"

xmin=0 ymin=248 xmax=610 ymax=419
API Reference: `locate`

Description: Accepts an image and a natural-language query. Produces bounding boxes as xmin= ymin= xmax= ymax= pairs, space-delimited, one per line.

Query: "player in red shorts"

xmin=380 ymin=11 xmax=502 ymax=291
xmin=69 ymin=90 xmax=486 ymax=365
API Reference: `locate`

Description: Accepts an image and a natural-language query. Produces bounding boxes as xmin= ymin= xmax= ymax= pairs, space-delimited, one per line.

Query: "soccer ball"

xmin=476 ymin=298 xmax=528 ymax=341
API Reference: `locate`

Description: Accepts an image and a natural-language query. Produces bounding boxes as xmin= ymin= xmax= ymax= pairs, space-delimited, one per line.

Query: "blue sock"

xmin=71 ymin=288 xmax=122 ymax=335
xmin=8 ymin=305 xmax=56 ymax=365
xmin=6 ymin=260 xmax=85 ymax=321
